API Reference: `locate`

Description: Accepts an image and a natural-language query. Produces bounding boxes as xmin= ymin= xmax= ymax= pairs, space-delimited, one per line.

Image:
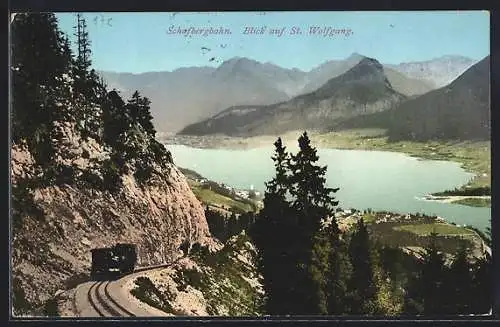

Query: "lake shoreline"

xmin=422 ymin=195 xmax=491 ymax=208
xmin=163 ymin=130 xmax=491 ymax=209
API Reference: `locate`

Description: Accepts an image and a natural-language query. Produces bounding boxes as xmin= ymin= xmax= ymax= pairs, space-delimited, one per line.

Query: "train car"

xmin=113 ymin=243 xmax=138 ymax=274
xmin=90 ymin=247 xmax=116 ymax=278
xmin=90 ymin=243 xmax=138 ymax=279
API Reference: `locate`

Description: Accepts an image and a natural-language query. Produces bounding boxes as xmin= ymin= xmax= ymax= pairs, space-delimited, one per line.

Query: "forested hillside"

xmin=246 ymin=133 xmax=492 ymax=315
xmin=332 ymin=56 xmax=490 ymax=141
xmin=11 ymin=13 xmax=213 ymax=316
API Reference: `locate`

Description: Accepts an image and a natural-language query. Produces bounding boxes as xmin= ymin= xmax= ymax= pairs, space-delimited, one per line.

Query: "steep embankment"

xmin=10 ymin=13 xmax=216 ymax=316
xmin=11 ymin=129 xmax=215 ymax=315
xmin=126 ymin=233 xmax=263 ymax=316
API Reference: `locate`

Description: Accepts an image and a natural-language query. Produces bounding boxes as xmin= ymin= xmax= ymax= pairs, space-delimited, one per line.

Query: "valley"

xmin=11 ymin=11 xmax=493 ymax=318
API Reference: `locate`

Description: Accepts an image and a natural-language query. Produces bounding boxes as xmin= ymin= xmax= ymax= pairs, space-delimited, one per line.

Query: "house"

xmin=436 ymin=216 xmax=446 ymax=223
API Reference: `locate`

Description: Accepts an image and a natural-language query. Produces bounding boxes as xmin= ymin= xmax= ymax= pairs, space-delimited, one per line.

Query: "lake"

xmin=166 ymin=144 xmax=491 ymax=232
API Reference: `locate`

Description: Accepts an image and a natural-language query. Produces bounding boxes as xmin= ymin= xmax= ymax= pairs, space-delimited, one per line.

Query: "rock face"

xmin=125 ymin=233 xmax=263 ymax=317
xmin=11 ymin=138 xmax=214 ymax=315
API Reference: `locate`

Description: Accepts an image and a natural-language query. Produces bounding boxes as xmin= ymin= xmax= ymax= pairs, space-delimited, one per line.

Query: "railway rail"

xmin=81 ymin=262 xmax=179 ymax=317
xmin=87 ymin=281 xmax=136 ymax=317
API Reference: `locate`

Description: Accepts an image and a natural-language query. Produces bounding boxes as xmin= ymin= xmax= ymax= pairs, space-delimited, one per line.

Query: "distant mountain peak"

xmin=337 ymin=57 xmax=388 ymax=84
xmin=220 ymin=56 xmax=258 ymax=66
xmin=358 ymin=57 xmax=383 ymax=67
xmin=435 ymin=54 xmax=474 ymax=61
xmin=216 ymin=56 xmax=263 ymax=74
xmin=346 ymin=52 xmax=366 ymax=61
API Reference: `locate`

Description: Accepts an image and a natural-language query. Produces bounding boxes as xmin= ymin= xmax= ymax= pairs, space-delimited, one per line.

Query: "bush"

xmin=130 ymin=276 xmax=177 ymax=314
xmin=134 ymin=164 xmax=154 ymax=186
xmin=12 ymin=277 xmax=32 ymax=316
xmin=101 ymin=159 xmax=122 ymax=193
xmin=43 ymin=298 xmax=59 ymax=317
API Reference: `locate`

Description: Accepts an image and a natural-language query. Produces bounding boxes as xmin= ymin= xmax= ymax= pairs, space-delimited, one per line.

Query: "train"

xmin=90 ymin=243 xmax=138 ymax=279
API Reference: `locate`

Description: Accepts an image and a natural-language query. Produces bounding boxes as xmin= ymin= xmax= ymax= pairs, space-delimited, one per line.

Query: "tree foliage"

xmin=252 ymin=133 xmax=492 ymax=317
xmin=11 ymin=12 xmax=172 ymax=193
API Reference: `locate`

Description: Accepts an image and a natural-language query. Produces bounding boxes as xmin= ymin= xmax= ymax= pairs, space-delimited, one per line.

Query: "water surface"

xmin=167 ymin=144 xmax=491 ymax=232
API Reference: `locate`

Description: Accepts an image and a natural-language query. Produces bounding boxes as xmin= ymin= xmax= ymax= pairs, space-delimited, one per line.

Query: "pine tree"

xmin=102 ymin=90 xmax=131 ymax=149
xmin=470 ymin=226 xmax=492 ymax=314
xmin=252 ymin=137 xmax=298 ymax=314
xmin=11 ymin=13 xmax=73 ymax=169
xmin=309 ymin=227 xmax=331 ymax=314
xmin=326 ymin=228 xmax=352 ymax=315
xmin=127 ymin=90 xmax=156 ymax=137
xmin=287 ymin=131 xmax=340 ymax=314
xmin=421 ymin=232 xmax=447 ymax=315
xmin=347 ymin=218 xmax=378 ymax=314
xmin=444 ymin=239 xmax=473 ymax=314
xmin=288 ymin=132 xmax=340 ymax=243
xmin=73 ymin=13 xmax=92 ymax=75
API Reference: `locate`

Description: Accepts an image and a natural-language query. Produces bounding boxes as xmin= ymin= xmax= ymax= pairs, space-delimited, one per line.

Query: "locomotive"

xmin=90 ymin=243 xmax=138 ymax=279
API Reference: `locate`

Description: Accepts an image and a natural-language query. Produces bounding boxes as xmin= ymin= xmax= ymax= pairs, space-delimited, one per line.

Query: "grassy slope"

xmin=451 ymin=197 xmax=491 ymax=207
xmin=190 ymin=183 xmax=254 ymax=213
xmin=184 ymin=172 xmax=255 ymax=214
xmin=393 ymin=223 xmax=475 ymax=236
xmin=175 ymin=234 xmax=262 ymax=316
xmin=338 ymin=212 xmax=482 ymax=255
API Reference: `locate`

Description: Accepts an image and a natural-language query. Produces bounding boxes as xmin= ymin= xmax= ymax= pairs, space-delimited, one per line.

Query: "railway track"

xmin=84 ymin=262 xmax=178 ymax=317
xmin=87 ymin=280 xmax=136 ymax=317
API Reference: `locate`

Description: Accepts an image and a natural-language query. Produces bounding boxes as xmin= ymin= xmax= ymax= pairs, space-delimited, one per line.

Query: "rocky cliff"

xmin=9 ymin=13 xmax=220 ymax=317
xmin=11 ymin=131 xmax=214 ymax=316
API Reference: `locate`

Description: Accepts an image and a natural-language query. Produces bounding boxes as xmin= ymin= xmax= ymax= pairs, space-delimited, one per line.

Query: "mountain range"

xmin=332 ymin=56 xmax=490 ymax=141
xmin=100 ymin=54 xmax=476 ymax=133
xmin=179 ymin=55 xmax=490 ymax=141
xmin=179 ymin=58 xmax=408 ymax=136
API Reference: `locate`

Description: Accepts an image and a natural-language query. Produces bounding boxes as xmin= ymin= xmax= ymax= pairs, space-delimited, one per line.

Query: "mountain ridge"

xmin=178 ymin=57 xmax=407 ymax=137
xmin=331 ymin=56 xmax=490 ymax=141
xmin=101 ymin=54 xmax=475 ymax=133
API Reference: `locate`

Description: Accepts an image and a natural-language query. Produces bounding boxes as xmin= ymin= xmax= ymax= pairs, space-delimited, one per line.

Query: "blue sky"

xmin=56 ymin=11 xmax=490 ymax=73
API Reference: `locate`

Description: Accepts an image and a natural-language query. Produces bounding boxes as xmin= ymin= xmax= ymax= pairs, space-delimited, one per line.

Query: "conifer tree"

xmin=421 ymin=232 xmax=447 ymax=315
xmin=347 ymin=218 xmax=378 ymax=314
xmin=73 ymin=13 xmax=92 ymax=75
xmin=252 ymin=137 xmax=298 ymax=314
xmin=470 ymin=226 xmax=492 ymax=314
xmin=127 ymin=91 xmax=156 ymax=137
xmin=309 ymin=226 xmax=331 ymax=314
xmin=326 ymin=227 xmax=352 ymax=315
xmin=286 ymin=131 xmax=340 ymax=314
xmin=11 ymin=13 xmax=73 ymax=168
xmin=444 ymin=239 xmax=473 ymax=314
xmin=102 ymin=90 xmax=131 ymax=149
